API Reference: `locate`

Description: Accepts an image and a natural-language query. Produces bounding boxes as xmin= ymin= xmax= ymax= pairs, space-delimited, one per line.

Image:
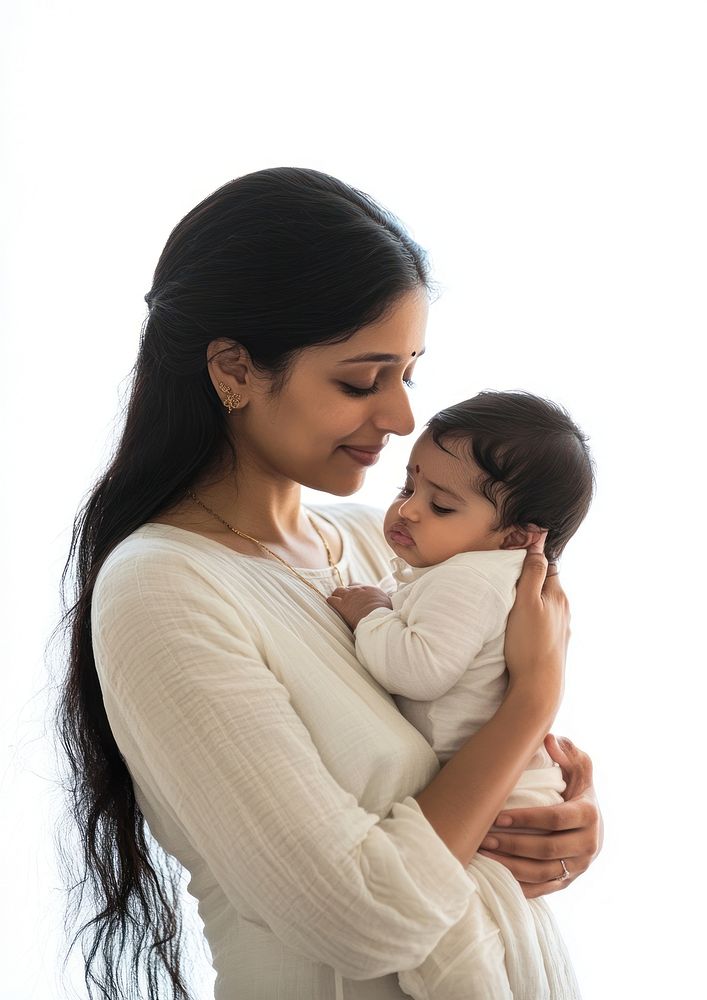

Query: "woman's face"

xmin=224 ymin=289 xmax=428 ymax=495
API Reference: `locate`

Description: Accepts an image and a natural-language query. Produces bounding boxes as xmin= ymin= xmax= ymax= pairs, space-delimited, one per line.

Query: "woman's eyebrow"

xmin=337 ymin=347 xmax=426 ymax=365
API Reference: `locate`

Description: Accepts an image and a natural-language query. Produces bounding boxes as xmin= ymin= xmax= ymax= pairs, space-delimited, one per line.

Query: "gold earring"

xmin=217 ymin=380 xmax=241 ymax=413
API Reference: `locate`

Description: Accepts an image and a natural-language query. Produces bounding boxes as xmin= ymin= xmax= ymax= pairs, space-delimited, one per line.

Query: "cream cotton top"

xmin=91 ymin=504 xmax=473 ymax=1000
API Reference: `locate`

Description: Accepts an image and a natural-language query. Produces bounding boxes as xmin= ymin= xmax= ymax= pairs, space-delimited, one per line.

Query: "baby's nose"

xmin=398 ymin=497 xmax=419 ymax=520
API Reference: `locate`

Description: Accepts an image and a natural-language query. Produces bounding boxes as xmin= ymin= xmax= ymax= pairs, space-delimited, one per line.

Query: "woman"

xmin=59 ymin=167 xmax=602 ymax=1000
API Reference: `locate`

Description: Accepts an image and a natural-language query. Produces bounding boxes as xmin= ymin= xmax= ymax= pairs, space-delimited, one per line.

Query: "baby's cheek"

xmin=383 ymin=502 xmax=399 ymax=533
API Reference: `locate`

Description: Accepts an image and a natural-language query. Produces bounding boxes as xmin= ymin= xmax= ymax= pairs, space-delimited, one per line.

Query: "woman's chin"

xmin=303 ymin=468 xmax=366 ymax=497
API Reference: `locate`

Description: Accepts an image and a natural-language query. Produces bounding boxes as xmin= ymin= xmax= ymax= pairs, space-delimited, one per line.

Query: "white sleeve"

xmin=354 ymin=562 xmax=507 ymax=700
xmin=91 ymin=548 xmax=471 ymax=981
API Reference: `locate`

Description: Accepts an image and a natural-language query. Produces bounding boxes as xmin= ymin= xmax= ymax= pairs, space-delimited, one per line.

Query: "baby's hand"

xmin=327 ymin=584 xmax=393 ymax=630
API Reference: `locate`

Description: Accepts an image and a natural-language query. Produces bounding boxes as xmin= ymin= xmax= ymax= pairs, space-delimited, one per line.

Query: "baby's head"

xmin=383 ymin=390 xmax=595 ymax=568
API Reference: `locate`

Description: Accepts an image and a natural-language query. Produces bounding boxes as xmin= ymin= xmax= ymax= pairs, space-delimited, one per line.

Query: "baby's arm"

xmin=329 ymin=563 xmax=507 ymax=701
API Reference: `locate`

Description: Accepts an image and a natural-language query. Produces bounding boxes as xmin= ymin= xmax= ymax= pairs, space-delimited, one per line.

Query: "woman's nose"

xmin=374 ymin=384 xmax=416 ymax=438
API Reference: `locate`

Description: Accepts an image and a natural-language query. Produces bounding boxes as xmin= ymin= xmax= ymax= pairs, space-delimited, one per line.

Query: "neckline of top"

xmin=139 ymin=506 xmax=349 ymax=577
xmin=391 ymin=548 xmax=526 ymax=576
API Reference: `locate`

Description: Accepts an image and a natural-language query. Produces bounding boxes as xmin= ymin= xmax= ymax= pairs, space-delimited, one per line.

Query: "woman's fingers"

xmin=478 ymin=796 xmax=603 ymax=898
xmin=513 ymin=530 xmax=562 ymax=602
xmin=477 ymin=826 xmax=596 ymax=899
xmin=491 ymin=794 xmax=597 ymax=836
xmin=514 ymin=532 xmax=550 ymax=601
xmin=544 ymin=734 xmax=593 ymax=800
xmin=503 ymin=561 xmax=569 ymax=717
xmin=479 ymin=740 xmax=603 ymax=899
xmin=479 ymin=825 xmax=590 ymax=862
xmin=539 ymin=571 xmax=569 ymax=614
xmin=477 ymin=847 xmax=592 ymax=895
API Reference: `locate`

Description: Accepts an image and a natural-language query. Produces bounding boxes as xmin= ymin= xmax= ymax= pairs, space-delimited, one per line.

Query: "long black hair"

xmin=56 ymin=167 xmax=430 ymax=999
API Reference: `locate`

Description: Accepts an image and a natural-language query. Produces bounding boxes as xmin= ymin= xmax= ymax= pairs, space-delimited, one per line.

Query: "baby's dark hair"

xmin=426 ymin=391 xmax=595 ymax=561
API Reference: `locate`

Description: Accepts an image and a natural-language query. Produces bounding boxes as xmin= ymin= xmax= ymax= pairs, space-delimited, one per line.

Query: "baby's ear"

xmin=500 ymin=524 xmax=546 ymax=551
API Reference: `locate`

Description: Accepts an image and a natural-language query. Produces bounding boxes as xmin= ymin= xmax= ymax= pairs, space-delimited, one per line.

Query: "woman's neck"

xmin=152 ymin=447 xmax=344 ymax=567
xmin=190 ymin=466 xmax=307 ymax=544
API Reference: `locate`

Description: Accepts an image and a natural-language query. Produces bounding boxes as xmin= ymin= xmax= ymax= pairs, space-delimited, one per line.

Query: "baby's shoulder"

xmin=425 ymin=550 xmax=525 ymax=607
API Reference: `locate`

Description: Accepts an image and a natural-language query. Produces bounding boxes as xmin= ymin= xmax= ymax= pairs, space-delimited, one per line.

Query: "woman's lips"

xmin=387 ymin=525 xmax=415 ymax=547
xmin=339 ymin=445 xmax=383 ymax=467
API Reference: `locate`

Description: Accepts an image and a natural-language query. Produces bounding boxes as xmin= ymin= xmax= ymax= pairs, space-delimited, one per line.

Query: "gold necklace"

xmin=187 ymin=490 xmax=345 ymax=599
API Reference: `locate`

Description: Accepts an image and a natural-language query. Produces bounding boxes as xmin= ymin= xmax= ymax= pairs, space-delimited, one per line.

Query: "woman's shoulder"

xmin=93 ymin=523 xmax=227 ymax=607
xmin=98 ymin=522 xmax=210 ymax=567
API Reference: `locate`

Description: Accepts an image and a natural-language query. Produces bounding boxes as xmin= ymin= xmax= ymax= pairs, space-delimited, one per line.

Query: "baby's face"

xmin=383 ymin=430 xmax=507 ymax=567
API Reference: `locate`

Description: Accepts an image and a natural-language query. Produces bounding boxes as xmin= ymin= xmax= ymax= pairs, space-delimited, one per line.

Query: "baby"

xmin=328 ymin=390 xmax=594 ymax=1000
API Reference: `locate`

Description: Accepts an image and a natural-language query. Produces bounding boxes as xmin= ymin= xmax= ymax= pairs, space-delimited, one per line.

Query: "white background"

xmin=2 ymin=2 xmax=705 ymax=998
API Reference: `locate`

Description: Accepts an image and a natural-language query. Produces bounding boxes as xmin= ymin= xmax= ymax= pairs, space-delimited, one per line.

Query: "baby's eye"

xmin=431 ymin=502 xmax=455 ymax=515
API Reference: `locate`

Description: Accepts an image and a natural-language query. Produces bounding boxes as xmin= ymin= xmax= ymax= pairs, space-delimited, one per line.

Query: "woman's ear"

xmin=206 ymin=339 xmax=253 ymax=398
xmin=500 ymin=523 xmax=546 ymax=551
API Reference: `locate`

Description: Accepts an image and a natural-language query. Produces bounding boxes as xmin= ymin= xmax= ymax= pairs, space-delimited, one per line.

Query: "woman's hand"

xmin=504 ymin=533 xmax=570 ymax=719
xmin=478 ymin=735 xmax=603 ymax=898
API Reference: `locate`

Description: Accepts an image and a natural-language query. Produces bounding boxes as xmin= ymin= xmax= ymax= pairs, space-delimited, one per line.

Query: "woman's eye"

xmin=403 ymin=378 xmax=416 ymax=389
xmin=431 ymin=503 xmax=454 ymax=515
xmin=340 ymin=381 xmax=381 ymax=397
xmin=397 ymin=485 xmax=413 ymax=497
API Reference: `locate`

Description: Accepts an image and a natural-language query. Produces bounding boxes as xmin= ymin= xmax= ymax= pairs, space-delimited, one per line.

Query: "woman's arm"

xmin=478 ymin=735 xmax=603 ymax=898
xmin=415 ymin=539 xmax=569 ymax=866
